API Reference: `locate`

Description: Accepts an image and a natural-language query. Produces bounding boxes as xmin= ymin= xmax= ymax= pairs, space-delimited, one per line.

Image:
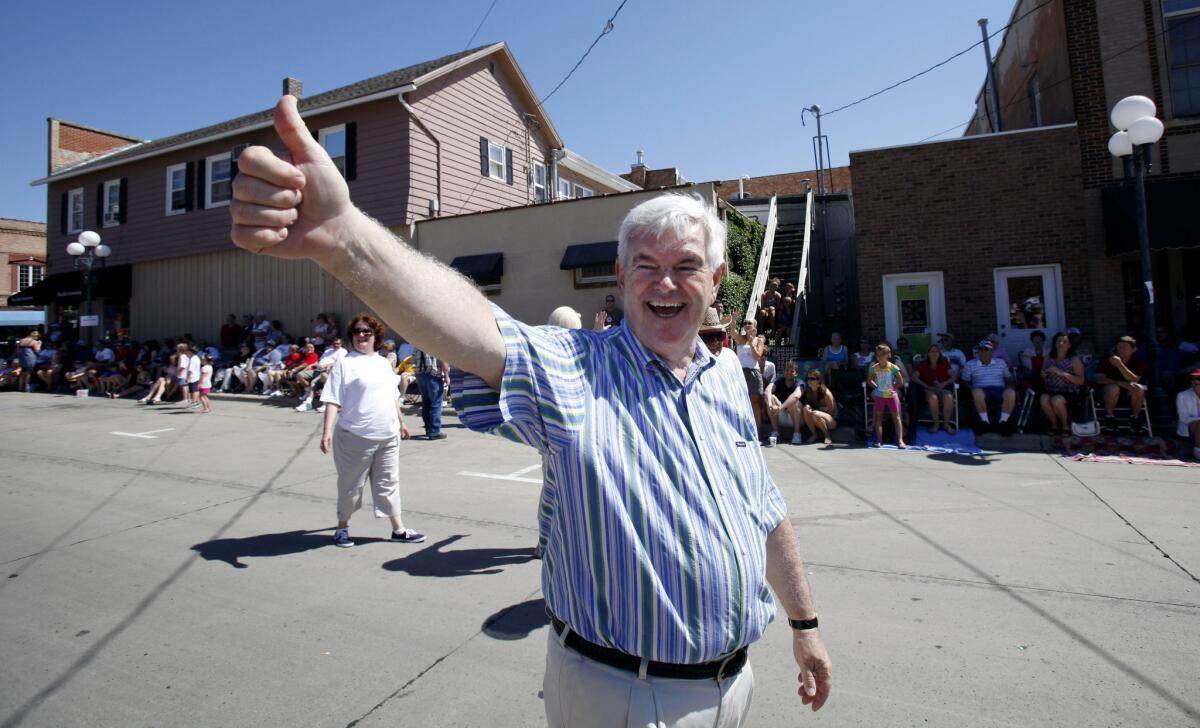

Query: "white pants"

xmin=332 ymin=428 xmax=402 ymax=522
xmin=543 ymin=631 xmax=754 ymax=728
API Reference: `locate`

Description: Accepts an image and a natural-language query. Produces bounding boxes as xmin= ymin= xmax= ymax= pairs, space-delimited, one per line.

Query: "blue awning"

xmin=560 ymin=241 xmax=617 ymax=270
xmin=0 ymin=310 xmax=46 ymax=326
xmin=450 ymin=253 xmax=504 ymax=279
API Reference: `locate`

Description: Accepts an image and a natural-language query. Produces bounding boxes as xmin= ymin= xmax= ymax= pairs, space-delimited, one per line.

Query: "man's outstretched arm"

xmin=230 ymin=95 xmax=505 ymax=389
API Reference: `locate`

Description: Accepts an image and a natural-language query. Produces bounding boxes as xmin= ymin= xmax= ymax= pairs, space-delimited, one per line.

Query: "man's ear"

xmin=615 ymin=260 xmax=625 ymax=299
xmin=709 ymin=263 xmax=727 ymax=305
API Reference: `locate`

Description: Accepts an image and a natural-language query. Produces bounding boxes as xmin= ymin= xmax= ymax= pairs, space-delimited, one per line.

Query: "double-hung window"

xmin=558 ymin=177 xmax=573 ymax=200
xmin=320 ymin=125 xmax=347 ymax=178
xmin=103 ymin=179 xmax=121 ymax=226
xmin=487 ymin=140 xmax=506 ymax=181
xmin=533 ymin=161 xmax=548 ymax=202
xmin=573 ymin=184 xmax=594 ymax=198
xmin=166 ymin=163 xmax=188 ymax=215
xmin=206 ymin=153 xmax=232 ymax=207
xmin=17 ymin=264 xmax=45 ymax=291
xmin=1164 ymin=0 xmax=1200 ymax=117
xmin=67 ymin=188 xmax=84 ymax=233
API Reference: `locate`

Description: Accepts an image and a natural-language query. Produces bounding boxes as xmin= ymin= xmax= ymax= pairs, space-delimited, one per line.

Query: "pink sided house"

xmin=28 ymin=42 xmax=637 ymax=341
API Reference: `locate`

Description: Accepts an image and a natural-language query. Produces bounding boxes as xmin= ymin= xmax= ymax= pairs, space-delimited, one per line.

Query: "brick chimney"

xmin=627 ymin=149 xmax=647 ymax=187
xmin=283 ymin=77 xmax=303 ymax=99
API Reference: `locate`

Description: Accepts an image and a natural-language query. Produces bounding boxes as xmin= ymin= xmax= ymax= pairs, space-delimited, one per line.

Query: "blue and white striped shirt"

xmin=451 ymin=305 xmax=788 ymax=664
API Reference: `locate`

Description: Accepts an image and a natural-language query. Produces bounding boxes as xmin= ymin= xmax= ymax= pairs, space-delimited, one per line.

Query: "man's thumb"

xmin=274 ymin=94 xmax=320 ymax=159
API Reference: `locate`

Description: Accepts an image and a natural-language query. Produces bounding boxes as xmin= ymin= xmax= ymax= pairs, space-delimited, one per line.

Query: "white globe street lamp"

xmin=1107 ymin=94 xmax=1168 ymax=426
xmin=65 ymin=231 xmax=110 ymax=345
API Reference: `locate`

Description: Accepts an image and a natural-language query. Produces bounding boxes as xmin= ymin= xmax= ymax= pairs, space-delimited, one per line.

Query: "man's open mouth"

xmin=647 ymin=302 xmax=685 ymax=319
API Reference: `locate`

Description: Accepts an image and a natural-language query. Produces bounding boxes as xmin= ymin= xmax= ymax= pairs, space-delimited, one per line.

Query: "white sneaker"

xmin=269 ymin=389 xmax=285 ymax=397
xmin=316 ymin=405 xmax=326 ymax=413
xmin=295 ymin=400 xmax=312 ymax=412
xmin=791 ymin=433 xmax=803 ymax=445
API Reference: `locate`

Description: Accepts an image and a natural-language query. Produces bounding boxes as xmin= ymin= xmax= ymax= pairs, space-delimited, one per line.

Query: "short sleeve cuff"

xmin=450 ymin=304 xmax=548 ymax=451
xmin=763 ymin=478 xmax=788 ymax=532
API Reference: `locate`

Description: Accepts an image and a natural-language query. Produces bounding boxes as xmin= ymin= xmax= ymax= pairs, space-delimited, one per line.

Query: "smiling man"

xmin=230 ymin=95 xmax=830 ymax=727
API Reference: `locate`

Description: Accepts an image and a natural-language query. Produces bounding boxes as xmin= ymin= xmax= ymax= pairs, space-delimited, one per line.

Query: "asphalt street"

xmin=0 ymin=393 xmax=1197 ymax=727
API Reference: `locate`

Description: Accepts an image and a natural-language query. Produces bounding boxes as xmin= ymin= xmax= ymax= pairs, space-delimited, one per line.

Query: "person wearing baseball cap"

xmin=937 ymin=333 xmax=967 ymax=377
xmin=1176 ymin=368 xmax=1200 ymax=460
xmin=961 ymin=338 xmax=1017 ymax=434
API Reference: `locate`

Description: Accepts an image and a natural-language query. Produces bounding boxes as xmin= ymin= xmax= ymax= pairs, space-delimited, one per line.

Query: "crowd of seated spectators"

xmin=0 ymin=310 xmax=440 ymax=419
xmin=718 ymin=315 xmax=1200 ymax=454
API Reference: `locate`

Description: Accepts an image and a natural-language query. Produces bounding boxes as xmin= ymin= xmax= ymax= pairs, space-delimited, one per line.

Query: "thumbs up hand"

xmin=230 ymin=95 xmax=352 ymax=262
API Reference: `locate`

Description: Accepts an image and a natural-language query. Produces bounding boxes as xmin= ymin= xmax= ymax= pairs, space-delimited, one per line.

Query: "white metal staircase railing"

xmin=746 ymin=195 xmax=778 ymax=323
xmin=789 ymin=188 xmax=815 ymax=346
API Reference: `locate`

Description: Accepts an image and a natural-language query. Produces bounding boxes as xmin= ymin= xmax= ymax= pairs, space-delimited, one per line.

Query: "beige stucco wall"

xmin=413 ymin=183 xmax=717 ymax=326
xmin=130 ymin=248 xmax=377 ymax=343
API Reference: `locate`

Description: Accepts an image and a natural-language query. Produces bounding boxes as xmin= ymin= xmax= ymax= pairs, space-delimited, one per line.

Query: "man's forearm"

xmin=766 ymin=517 xmax=819 ymax=621
xmin=321 ymin=208 xmax=505 ymax=388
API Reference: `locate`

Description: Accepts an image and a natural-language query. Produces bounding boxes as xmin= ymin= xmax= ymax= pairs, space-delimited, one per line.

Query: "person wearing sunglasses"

xmin=800 ymin=370 xmax=838 ymax=445
xmin=320 ymin=314 xmax=421 ymax=548
xmin=230 ymin=100 xmax=830 ymax=724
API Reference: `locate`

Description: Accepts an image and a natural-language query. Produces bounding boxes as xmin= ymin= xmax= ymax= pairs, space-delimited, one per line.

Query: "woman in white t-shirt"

xmin=321 ymin=314 xmax=422 ymax=548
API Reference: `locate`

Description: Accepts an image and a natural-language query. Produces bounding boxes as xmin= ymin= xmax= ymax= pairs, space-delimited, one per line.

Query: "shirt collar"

xmin=617 ymin=321 xmax=716 ymax=381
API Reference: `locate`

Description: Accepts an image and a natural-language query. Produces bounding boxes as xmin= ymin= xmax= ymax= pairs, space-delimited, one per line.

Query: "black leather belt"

xmin=549 ymin=614 xmax=747 ymax=681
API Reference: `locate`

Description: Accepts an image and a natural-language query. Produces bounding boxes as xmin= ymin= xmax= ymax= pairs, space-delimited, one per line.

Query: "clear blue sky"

xmin=1 ymin=0 xmax=1016 ymax=223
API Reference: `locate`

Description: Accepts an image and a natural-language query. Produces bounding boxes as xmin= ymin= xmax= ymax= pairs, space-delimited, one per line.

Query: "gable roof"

xmin=33 ymin=42 xmax=563 ymax=185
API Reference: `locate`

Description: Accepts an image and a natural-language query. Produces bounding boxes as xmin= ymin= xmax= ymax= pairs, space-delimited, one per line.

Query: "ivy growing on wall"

xmin=717 ymin=209 xmax=765 ymax=317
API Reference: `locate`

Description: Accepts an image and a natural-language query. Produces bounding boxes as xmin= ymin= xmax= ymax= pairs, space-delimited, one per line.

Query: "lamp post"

xmin=65 ymin=230 xmax=111 ymax=346
xmin=1107 ymin=94 xmax=1168 ymax=426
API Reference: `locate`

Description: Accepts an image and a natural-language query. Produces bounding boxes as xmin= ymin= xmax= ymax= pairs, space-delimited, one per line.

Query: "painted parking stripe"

xmin=110 ymin=428 xmax=175 ymax=439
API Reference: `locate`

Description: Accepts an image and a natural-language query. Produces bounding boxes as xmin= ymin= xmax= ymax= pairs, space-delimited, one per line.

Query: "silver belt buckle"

xmin=716 ymin=650 xmax=740 ymax=682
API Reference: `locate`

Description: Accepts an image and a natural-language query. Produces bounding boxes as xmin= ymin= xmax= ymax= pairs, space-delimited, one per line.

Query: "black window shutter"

xmin=95 ymin=183 xmax=103 ymax=227
xmin=184 ymin=162 xmax=195 ymax=211
xmin=505 ymin=148 xmax=513 ymax=185
xmin=118 ymin=178 xmax=128 ymax=224
xmin=479 ymin=137 xmax=489 ymax=176
xmin=230 ymin=149 xmax=240 ymax=182
xmin=345 ymin=122 xmax=357 ymax=181
xmin=196 ymin=159 xmax=207 ymax=210
xmin=60 ymin=191 xmax=67 ymax=234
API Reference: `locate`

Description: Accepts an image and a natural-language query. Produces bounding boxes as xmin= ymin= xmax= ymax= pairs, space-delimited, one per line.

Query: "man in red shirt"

xmin=220 ymin=314 xmax=243 ymax=350
xmin=1096 ymin=335 xmax=1147 ymax=434
xmin=283 ymin=342 xmax=320 ymax=397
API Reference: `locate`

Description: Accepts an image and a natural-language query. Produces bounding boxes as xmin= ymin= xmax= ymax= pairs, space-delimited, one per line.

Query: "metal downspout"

xmin=399 ymin=93 xmax=441 ymax=217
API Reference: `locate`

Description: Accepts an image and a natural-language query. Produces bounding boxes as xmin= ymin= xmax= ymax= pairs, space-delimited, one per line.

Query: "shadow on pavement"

xmin=925 ymin=451 xmax=993 ymax=466
xmin=190 ymin=528 xmax=375 ymax=568
xmin=382 ymin=534 xmax=535 ymax=577
xmin=482 ymin=597 xmax=550 ymax=641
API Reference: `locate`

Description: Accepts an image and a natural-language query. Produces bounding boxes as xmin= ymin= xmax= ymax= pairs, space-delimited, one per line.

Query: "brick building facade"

xmin=0 ymin=218 xmax=48 ymax=335
xmin=852 ymin=0 xmax=1199 ymax=362
xmin=852 ymin=125 xmax=1089 ymax=353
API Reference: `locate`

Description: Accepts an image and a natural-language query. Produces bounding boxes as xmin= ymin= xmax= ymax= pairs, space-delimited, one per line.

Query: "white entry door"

xmin=882 ymin=272 xmax=946 ymax=355
xmin=993 ymin=265 xmax=1065 ymax=362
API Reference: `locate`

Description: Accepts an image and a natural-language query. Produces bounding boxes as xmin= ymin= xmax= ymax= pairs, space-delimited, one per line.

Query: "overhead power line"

xmin=540 ymin=0 xmax=630 ymax=105
xmin=823 ymin=0 xmax=1054 ymax=118
xmin=915 ymin=21 xmax=1184 ymax=143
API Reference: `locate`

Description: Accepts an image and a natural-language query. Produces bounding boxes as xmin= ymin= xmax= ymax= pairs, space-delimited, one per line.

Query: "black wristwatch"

xmin=789 ymin=615 xmax=819 ymax=631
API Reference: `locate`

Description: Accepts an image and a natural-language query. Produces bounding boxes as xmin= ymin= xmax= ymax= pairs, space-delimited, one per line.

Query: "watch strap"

xmin=789 ymin=616 xmax=819 ymax=631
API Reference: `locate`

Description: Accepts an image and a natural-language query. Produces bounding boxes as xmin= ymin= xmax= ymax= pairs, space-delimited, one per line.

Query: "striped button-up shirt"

xmin=451 ymin=306 xmax=788 ymax=664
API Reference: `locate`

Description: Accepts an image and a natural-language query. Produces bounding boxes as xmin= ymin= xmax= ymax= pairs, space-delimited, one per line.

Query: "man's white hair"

xmin=617 ymin=193 xmax=726 ymax=270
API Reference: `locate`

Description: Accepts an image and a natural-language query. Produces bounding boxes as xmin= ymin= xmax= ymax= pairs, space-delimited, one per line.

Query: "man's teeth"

xmin=649 ymin=302 xmax=683 ymax=309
